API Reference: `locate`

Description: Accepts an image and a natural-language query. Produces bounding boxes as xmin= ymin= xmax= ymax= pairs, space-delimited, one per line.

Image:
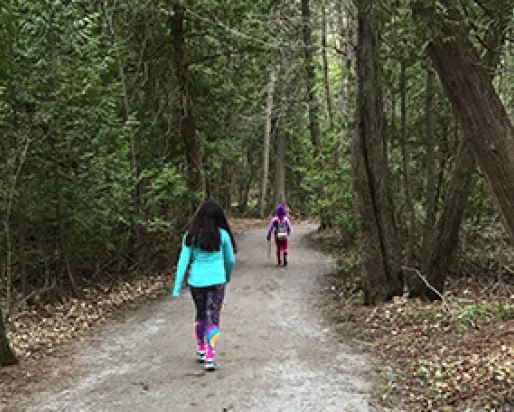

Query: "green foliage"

xmin=457 ymin=299 xmax=514 ymax=328
xmin=335 ymin=249 xmax=361 ymax=281
xmin=0 ymin=0 xmax=304 ymax=301
xmin=0 ymin=0 xmax=511 ymax=310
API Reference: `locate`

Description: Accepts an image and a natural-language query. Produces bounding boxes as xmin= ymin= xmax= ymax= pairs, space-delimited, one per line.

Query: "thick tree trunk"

xmin=322 ymin=2 xmax=334 ymax=129
xmin=301 ymin=0 xmax=321 ymax=151
xmin=410 ymin=0 xmax=512 ymax=299
xmin=170 ymin=0 xmax=204 ymax=207
xmin=0 ymin=309 xmax=17 ymax=366
xmin=259 ymin=64 xmax=277 ymax=218
xmin=416 ymin=0 xmax=514 ymax=245
xmin=352 ymin=0 xmax=403 ymax=305
xmin=274 ymin=131 xmax=287 ymax=207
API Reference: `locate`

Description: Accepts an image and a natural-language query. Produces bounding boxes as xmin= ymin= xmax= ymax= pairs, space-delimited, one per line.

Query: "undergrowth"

xmin=312 ymin=225 xmax=514 ymax=411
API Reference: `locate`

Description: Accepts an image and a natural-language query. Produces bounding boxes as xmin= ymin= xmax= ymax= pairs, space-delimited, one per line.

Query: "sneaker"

xmin=204 ymin=358 xmax=216 ymax=371
xmin=196 ymin=342 xmax=206 ymax=362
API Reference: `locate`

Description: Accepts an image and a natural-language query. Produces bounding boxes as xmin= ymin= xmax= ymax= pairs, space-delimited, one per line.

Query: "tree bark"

xmin=421 ymin=137 xmax=475 ymax=298
xmin=322 ymin=2 xmax=335 ymax=129
xmin=415 ymin=0 xmax=514 ymax=244
xmin=410 ymin=0 xmax=513 ymax=299
xmin=301 ymin=0 xmax=321 ymax=151
xmin=259 ymin=64 xmax=277 ymax=218
xmin=0 ymin=309 xmax=17 ymax=366
xmin=274 ymin=131 xmax=287 ymax=207
xmin=400 ymin=61 xmax=415 ymax=266
xmin=170 ymin=0 xmax=204 ymax=207
xmin=352 ymin=0 xmax=403 ymax=305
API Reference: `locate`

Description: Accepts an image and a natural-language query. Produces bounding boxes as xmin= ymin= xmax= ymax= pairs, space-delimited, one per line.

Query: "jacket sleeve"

xmin=222 ymin=230 xmax=236 ymax=282
xmin=173 ymin=234 xmax=192 ymax=297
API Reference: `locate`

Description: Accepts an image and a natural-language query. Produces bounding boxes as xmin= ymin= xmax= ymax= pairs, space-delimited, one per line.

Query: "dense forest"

xmin=1 ymin=0 xmax=514 ymax=407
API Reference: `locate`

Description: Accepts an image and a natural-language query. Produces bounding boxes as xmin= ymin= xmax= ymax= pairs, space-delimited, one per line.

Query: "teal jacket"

xmin=172 ymin=229 xmax=236 ymax=297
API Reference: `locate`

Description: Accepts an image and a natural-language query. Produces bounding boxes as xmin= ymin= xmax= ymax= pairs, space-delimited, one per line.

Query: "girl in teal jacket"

xmin=172 ymin=200 xmax=236 ymax=371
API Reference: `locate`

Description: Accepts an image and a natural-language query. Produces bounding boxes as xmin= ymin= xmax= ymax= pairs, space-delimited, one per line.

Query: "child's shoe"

xmin=204 ymin=346 xmax=216 ymax=371
xmin=204 ymin=358 xmax=216 ymax=371
xmin=196 ymin=343 xmax=206 ymax=362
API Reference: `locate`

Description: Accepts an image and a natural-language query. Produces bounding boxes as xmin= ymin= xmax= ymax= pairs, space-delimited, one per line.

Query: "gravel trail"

xmin=6 ymin=225 xmax=374 ymax=412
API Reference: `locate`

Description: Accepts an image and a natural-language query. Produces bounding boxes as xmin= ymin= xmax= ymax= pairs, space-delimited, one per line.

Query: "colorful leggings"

xmin=275 ymin=237 xmax=288 ymax=260
xmin=190 ymin=284 xmax=226 ymax=359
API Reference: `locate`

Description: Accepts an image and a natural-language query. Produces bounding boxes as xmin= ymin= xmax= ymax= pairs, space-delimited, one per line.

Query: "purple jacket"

xmin=267 ymin=216 xmax=292 ymax=239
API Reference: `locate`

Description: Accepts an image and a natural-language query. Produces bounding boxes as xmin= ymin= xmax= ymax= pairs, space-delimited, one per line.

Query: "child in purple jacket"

xmin=266 ymin=204 xmax=292 ymax=266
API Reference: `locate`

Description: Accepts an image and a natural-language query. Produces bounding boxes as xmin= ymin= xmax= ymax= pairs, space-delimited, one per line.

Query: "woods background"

xmin=1 ymin=1 xmax=514 ymax=405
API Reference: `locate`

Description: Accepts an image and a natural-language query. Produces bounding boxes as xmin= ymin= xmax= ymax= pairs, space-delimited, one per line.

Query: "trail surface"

xmin=7 ymin=225 xmax=374 ymax=412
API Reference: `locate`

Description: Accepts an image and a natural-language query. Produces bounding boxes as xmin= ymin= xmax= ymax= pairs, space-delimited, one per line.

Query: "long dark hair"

xmin=185 ymin=200 xmax=237 ymax=252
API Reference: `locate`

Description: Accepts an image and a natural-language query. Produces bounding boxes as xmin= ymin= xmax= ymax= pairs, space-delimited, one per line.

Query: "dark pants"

xmin=190 ymin=284 xmax=226 ymax=358
xmin=190 ymin=284 xmax=226 ymax=326
xmin=275 ymin=237 xmax=288 ymax=261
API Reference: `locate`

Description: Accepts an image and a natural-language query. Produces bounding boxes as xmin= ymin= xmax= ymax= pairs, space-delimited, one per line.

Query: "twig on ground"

xmin=401 ymin=266 xmax=451 ymax=314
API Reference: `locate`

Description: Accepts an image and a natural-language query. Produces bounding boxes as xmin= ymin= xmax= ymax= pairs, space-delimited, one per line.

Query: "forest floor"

xmin=309 ymin=228 xmax=514 ymax=411
xmin=1 ymin=223 xmax=380 ymax=411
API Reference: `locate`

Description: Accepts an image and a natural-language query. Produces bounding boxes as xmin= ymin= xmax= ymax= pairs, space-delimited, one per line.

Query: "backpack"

xmin=276 ymin=220 xmax=288 ymax=239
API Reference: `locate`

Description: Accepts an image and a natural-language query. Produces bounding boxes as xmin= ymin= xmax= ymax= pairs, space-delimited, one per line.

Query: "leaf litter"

xmin=313 ymin=227 xmax=514 ymax=411
xmin=0 ymin=273 xmax=170 ymax=406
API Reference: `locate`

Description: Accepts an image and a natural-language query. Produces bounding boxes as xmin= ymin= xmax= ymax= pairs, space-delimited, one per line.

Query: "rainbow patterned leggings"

xmin=190 ymin=284 xmax=225 ymax=359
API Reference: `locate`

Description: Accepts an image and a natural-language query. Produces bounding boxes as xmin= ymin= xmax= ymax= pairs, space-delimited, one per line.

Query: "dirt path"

xmin=6 ymin=225 xmax=375 ymax=412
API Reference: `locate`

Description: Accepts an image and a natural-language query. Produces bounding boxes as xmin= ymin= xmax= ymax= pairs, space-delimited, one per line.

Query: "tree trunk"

xmin=170 ymin=0 xmax=204 ymax=208
xmin=274 ymin=131 xmax=287 ymax=207
xmin=238 ymin=141 xmax=250 ymax=214
xmin=338 ymin=1 xmax=356 ymax=143
xmin=410 ymin=0 xmax=513 ymax=299
xmin=55 ymin=176 xmax=82 ymax=299
xmin=415 ymin=0 xmax=514 ymax=245
xmin=4 ymin=138 xmax=29 ymax=311
xmin=421 ymin=138 xmax=475 ymax=299
xmin=219 ymin=163 xmax=232 ymax=211
xmin=400 ymin=61 xmax=415 ymax=266
xmin=301 ymin=0 xmax=321 ymax=151
xmin=352 ymin=0 xmax=402 ymax=305
xmin=259 ymin=64 xmax=277 ymax=218
xmin=418 ymin=65 xmax=438 ymax=286
xmin=322 ymin=2 xmax=334 ymax=129
xmin=15 ymin=213 xmax=27 ymax=296
xmin=0 ymin=309 xmax=17 ymax=366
